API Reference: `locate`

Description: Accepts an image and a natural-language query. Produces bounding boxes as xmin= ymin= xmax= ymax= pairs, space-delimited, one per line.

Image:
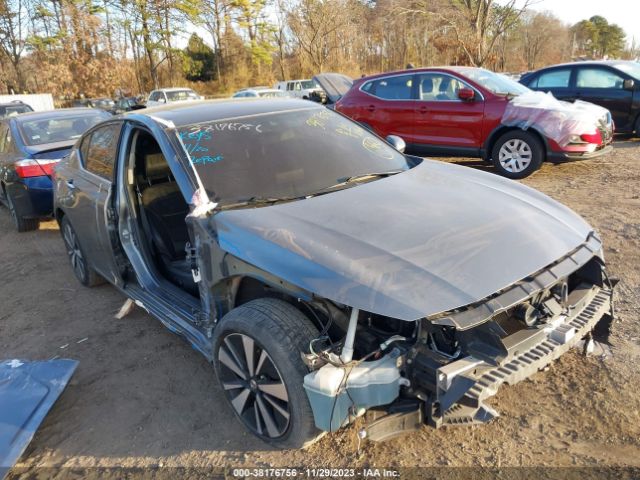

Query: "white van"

xmin=274 ymin=79 xmax=323 ymax=99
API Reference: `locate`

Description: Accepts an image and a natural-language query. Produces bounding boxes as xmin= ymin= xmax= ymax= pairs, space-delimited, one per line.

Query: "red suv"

xmin=330 ymin=67 xmax=614 ymax=178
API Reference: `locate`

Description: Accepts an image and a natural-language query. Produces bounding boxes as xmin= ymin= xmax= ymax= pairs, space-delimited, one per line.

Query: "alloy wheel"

xmin=63 ymin=223 xmax=86 ymax=282
xmin=218 ymin=333 xmax=290 ymax=439
xmin=498 ymin=139 xmax=532 ymax=173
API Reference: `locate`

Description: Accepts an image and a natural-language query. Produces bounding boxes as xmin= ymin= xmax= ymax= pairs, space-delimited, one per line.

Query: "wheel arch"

xmin=484 ymin=125 xmax=549 ymax=160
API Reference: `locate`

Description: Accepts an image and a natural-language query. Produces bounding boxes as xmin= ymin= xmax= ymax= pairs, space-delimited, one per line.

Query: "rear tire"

xmin=634 ymin=115 xmax=640 ymax=137
xmin=60 ymin=216 xmax=104 ymax=287
xmin=212 ymin=298 xmax=321 ymax=449
xmin=6 ymin=190 xmax=39 ymax=232
xmin=491 ymin=130 xmax=543 ymax=179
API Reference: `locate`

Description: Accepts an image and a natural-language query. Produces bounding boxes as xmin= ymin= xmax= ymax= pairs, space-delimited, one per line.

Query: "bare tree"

xmin=0 ymin=0 xmax=29 ymax=91
xmin=288 ymin=0 xmax=351 ymax=72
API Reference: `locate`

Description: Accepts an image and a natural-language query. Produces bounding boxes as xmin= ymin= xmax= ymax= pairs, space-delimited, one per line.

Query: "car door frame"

xmin=113 ymin=116 xmax=217 ymax=351
xmin=63 ymin=120 xmax=126 ymax=286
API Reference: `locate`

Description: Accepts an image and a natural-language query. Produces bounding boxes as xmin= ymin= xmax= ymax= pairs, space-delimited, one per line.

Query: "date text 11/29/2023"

xmin=231 ymin=468 xmax=400 ymax=478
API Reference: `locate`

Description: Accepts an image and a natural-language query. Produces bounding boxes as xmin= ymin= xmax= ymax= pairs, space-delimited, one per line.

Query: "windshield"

xmin=460 ymin=68 xmax=530 ymax=96
xmin=177 ymin=107 xmax=410 ymax=206
xmin=0 ymin=105 xmax=32 ymax=119
xmin=258 ymin=91 xmax=286 ymax=98
xmin=18 ymin=113 xmax=108 ymax=146
xmin=301 ymin=80 xmax=319 ymax=89
xmin=92 ymin=99 xmax=114 ymax=108
xmin=167 ymin=90 xmax=199 ymax=102
xmin=614 ymin=62 xmax=640 ymax=80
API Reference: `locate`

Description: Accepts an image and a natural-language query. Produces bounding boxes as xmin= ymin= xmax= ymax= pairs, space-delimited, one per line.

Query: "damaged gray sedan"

xmin=53 ymin=99 xmax=615 ymax=448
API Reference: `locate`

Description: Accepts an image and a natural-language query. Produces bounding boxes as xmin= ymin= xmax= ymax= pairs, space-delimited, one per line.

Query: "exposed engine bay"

xmin=300 ymin=249 xmax=615 ymax=441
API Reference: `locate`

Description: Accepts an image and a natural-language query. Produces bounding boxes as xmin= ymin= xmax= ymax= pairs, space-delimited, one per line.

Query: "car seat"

xmin=136 ymin=135 xmax=198 ymax=295
xmin=420 ymin=77 xmax=436 ymax=101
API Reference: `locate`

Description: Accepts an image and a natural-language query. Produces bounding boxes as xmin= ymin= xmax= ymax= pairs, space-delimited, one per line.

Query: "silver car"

xmin=53 ymin=99 xmax=615 ymax=448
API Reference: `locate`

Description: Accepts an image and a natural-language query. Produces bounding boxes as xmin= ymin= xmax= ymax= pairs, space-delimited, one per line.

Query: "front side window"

xmin=17 ymin=113 xmax=108 ymax=146
xmin=83 ymin=123 xmax=121 ymax=179
xmin=176 ymin=107 xmax=411 ymax=206
xmin=417 ymin=74 xmax=467 ymax=101
xmin=534 ymin=69 xmax=572 ymax=88
xmin=576 ymin=68 xmax=625 ymax=89
xmin=369 ymin=75 xmax=414 ymax=100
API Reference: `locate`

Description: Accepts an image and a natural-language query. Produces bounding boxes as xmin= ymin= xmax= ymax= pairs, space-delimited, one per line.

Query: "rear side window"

xmin=532 ymin=69 xmax=571 ymax=88
xmin=576 ymin=68 xmax=624 ymax=89
xmin=367 ymin=75 xmax=414 ymax=100
xmin=82 ymin=124 xmax=121 ymax=180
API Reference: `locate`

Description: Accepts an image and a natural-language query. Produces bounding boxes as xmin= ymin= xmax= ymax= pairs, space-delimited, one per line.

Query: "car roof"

xmin=356 ymin=66 xmax=484 ymax=83
xmin=10 ymin=108 xmax=109 ymax=123
xmin=154 ymin=87 xmax=195 ymax=93
xmin=526 ymin=60 xmax=638 ymax=72
xmin=0 ymin=101 xmax=30 ymax=106
xmin=242 ymin=88 xmax=281 ymax=94
xmin=129 ymin=98 xmax=320 ymax=127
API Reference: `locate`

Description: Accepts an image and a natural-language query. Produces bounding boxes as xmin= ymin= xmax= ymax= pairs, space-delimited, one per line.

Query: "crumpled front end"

xmin=406 ymin=234 xmax=615 ymax=427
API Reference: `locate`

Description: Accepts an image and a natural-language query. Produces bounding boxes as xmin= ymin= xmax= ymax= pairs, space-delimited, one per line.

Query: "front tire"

xmin=491 ymin=130 xmax=543 ymax=179
xmin=213 ymin=298 xmax=321 ymax=449
xmin=5 ymin=190 xmax=39 ymax=232
xmin=60 ymin=216 xmax=104 ymax=287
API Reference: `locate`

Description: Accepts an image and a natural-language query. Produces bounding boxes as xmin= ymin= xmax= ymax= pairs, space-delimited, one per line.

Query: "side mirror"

xmin=158 ymin=97 xmax=166 ymax=104
xmin=458 ymin=88 xmax=476 ymax=101
xmin=458 ymin=88 xmax=476 ymax=102
xmin=386 ymin=135 xmax=406 ymax=153
xmin=623 ymin=79 xmax=635 ymax=90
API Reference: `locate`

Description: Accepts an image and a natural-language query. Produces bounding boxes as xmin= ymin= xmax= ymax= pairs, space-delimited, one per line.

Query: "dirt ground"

xmin=2 ymin=138 xmax=640 ymax=477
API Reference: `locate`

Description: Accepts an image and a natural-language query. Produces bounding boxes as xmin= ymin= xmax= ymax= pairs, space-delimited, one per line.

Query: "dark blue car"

xmin=0 ymin=108 xmax=110 ymax=231
xmin=520 ymin=60 xmax=640 ymax=135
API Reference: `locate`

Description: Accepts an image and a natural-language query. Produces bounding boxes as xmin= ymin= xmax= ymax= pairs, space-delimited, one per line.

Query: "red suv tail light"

xmin=14 ymin=159 xmax=59 ymax=178
xmin=580 ymin=131 xmax=602 ymax=144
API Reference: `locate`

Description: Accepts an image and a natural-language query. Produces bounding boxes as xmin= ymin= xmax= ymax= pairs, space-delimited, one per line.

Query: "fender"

xmin=481 ymin=124 xmax=550 ymax=160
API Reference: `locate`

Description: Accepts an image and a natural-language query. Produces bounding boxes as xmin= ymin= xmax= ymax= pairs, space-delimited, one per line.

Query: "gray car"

xmin=53 ymin=99 xmax=615 ymax=448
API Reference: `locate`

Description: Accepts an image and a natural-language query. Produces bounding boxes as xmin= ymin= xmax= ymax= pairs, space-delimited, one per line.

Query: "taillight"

xmin=14 ymin=159 xmax=59 ymax=178
xmin=580 ymin=131 xmax=602 ymax=144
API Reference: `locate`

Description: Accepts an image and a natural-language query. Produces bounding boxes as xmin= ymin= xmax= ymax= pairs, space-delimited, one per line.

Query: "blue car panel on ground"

xmin=0 ymin=359 xmax=79 ymax=480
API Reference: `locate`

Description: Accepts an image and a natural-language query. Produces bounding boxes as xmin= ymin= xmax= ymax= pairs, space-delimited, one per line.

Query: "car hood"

xmin=212 ymin=160 xmax=593 ymax=321
xmin=313 ymin=73 xmax=353 ymax=104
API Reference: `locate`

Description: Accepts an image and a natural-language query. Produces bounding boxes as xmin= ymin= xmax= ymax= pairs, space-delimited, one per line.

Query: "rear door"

xmin=64 ymin=122 xmax=123 ymax=282
xmin=412 ymin=72 xmax=485 ymax=152
xmin=574 ymin=66 xmax=634 ymax=130
xmin=357 ymin=74 xmax=416 ymax=141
